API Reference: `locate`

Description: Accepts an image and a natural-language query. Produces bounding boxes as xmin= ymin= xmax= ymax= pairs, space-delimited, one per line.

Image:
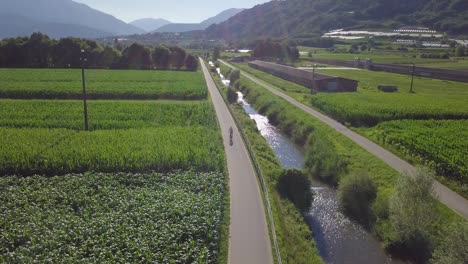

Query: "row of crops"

xmin=0 ymin=68 xmax=227 ymax=262
xmin=0 ymin=69 xmax=207 ymax=100
xmin=366 ymin=119 xmax=468 ymax=194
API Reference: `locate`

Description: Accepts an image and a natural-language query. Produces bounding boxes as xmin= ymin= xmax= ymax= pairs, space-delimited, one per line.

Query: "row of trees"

xmin=0 ymin=33 xmax=198 ymax=71
xmin=251 ymin=40 xmax=300 ymax=62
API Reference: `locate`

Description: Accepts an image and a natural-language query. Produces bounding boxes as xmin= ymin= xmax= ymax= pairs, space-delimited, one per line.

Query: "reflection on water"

xmin=216 ymin=68 xmax=231 ymax=87
xmin=237 ymin=92 xmax=304 ymax=169
xmin=236 ymin=90 xmax=401 ymax=264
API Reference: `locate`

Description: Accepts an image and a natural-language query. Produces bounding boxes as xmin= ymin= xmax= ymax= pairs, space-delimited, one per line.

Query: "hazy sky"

xmin=73 ymin=0 xmax=270 ymax=23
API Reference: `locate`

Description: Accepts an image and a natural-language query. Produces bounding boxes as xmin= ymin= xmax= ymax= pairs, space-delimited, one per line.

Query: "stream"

xmin=214 ymin=65 xmax=401 ymax=264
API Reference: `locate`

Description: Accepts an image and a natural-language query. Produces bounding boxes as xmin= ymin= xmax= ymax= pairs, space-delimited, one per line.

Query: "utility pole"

xmin=410 ymin=63 xmax=416 ymax=93
xmin=80 ymin=49 xmax=89 ymax=131
xmin=312 ymin=63 xmax=317 ymax=94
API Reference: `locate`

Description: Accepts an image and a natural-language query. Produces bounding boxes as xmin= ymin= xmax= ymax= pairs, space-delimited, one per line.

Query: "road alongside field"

xmin=200 ymin=59 xmax=274 ymax=264
xmin=220 ymin=59 xmax=468 ymax=220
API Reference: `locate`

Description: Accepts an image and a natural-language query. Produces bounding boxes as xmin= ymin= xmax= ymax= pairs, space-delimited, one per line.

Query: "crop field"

xmin=0 ymin=171 xmax=224 ymax=263
xmin=0 ymin=99 xmax=217 ymax=130
xmin=311 ymin=69 xmax=468 ymax=125
xmin=234 ymin=63 xmax=468 ymax=126
xmin=0 ymin=69 xmax=207 ymax=100
xmin=365 ymin=119 xmax=468 ymax=196
xmin=297 ymin=46 xmax=468 ymax=70
xmin=0 ymin=68 xmax=229 ymax=262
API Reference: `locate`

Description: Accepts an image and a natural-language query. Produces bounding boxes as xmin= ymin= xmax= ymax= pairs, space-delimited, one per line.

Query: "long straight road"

xmin=200 ymin=58 xmax=274 ymax=264
xmin=220 ymin=59 xmax=468 ymax=220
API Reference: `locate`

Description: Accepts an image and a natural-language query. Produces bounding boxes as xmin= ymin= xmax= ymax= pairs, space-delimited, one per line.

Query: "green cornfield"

xmin=0 ymin=69 xmax=207 ymax=100
xmin=366 ymin=119 xmax=468 ymax=191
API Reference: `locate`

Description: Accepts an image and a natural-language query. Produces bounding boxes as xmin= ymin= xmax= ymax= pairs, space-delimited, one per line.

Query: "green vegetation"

xmin=0 ymin=33 xmax=198 ymax=71
xmin=0 ymin=67 xmax=229 ymax=263
xmin=0 ymin=68 xmax=207 ymax=100
xmin=389 ymin=168 xmax=436 ymax=263
xmin=0 ymin=171 xmax=224 ymax=263
xmin=206 ymin=0 xmax=468 ymax=42
xmin=431 ymin=222 xmax=468 ymax=264
xmin=277 ymin=169 xmax=313 ymax=212
xmin=338 ymin=171 xmax=377 ymax=227
xmin=233 ymin=61 xmax=468 ymax=199
xmin=0 ymin=127 xmax=222 ymax=176
xmin=366 ymin=120 xmax=468 ymax=197
xmin=0 ymin=100 xmax=217 ymax=130
xmin=210 ymin=65 xmax=322 ymax=264
xmin=228 ymin=70 xmax=465 ymax=262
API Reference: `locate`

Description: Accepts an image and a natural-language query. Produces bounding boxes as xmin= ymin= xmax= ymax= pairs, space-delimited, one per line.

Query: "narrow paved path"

xmin=220 ymin=60 xmax=468 ymax=220
xmin=200 ymin=59 xmax=274 ymax=264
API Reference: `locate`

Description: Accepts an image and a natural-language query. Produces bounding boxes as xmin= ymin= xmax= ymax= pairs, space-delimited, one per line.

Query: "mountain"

xmin=0 ymin=13 xmax=112 ymax=39
xmin=205 ymin=0 xmax=468 ymax=42
xmin=200 ymin=8 xmax=246 ymax=26
xmin=0 ymin=0 xmax=144 ymax=38
xmin=154 ymin=8 xmax=245 ymax=33
xmin=130 ymin=18 xmax=172 ymax=32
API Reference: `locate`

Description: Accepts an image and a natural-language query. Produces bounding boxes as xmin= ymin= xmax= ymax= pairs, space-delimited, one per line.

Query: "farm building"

xmin=248 ymin=60 xmax=358 ymax=92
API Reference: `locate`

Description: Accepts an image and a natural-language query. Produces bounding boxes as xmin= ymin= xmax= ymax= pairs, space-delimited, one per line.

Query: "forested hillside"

xmin=205 ymin=0 xmax=468 ymax=42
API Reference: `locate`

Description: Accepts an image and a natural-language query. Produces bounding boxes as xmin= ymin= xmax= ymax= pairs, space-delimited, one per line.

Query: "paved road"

xmin=220 ymin=60 xmax=468 ymax=220
xmin=200 ymin=59 xmax=274 ymax=264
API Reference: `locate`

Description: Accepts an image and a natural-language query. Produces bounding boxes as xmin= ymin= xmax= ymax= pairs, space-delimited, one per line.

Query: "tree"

xmin=389 ymin=167 xmax=436 ymax=263
xmin=455 ymin=45 xmax=465 ymax=57
xmin=277 ymin=169 xmax=313 ymax=212
xmin=212 ymin=47 xmax=220 ymax=61
xmin=338 ymin=171 xmax=377 ymax=227
xmin=152 ymin=46 xmax=171 ymax=69
xmin=169 ymin=46 xmax=186 ymax=69
xmin=99 ymin=46 xmax=120 ymax=68
xmin=229 ymin=69 xmax=240 ymax=84
xmin=52 ymin=37 xmax=83 ymax=68
xmin=24 ymin=32 xmax=53 ymax=68
xmin=226 ymin=87 xmax=238 ymax=104
xmin=184 ymin=54 xmax=198 ymax=71
xmin=122 ymin=43 xmax=152 ymax=69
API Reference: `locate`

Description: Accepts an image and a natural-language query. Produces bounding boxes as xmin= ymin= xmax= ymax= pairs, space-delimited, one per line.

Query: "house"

xmin=248 ymin=60 xmax=358 ymax=92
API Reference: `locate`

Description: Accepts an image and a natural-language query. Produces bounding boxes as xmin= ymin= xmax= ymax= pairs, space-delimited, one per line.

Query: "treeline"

xmin=251 ymin=40 xmax=299 ymax=62
xmin=0 ymin=33 xmax=198 ymax=71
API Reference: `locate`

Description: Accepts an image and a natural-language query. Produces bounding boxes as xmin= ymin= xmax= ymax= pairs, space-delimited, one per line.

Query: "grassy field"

xmin=0 ymin=69 xmax=207 ymax=100
xmin=0 ymin=171 xmax=224 ymax=263
xmin=364 ymin=119 xmax=468 ymax=197
xmin=0 ymin=68 xmax=229 ymax=262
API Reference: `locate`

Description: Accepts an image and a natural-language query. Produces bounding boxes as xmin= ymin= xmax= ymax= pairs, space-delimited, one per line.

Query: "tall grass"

xmin=0 ymin=127 xmax=224 ymax=176
xmin=0 ymin=99 xmax=217 ymax=130
xmin=0 ymin=69 xmax=207 ymax=100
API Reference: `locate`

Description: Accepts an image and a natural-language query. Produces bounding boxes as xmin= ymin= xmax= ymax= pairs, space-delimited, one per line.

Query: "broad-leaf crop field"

xmin=0 ymin=171 xmax=224 ymax=263
xmin=0 ymin=69 xmax=207 ymax=100
xmin=0 ymin=68 xmax=228 ymax=262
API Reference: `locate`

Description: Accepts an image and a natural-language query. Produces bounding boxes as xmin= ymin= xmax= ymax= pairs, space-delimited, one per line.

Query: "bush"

xmin=229 ymin=69 xmax=241 ymax=84
xmin=227 ymin=87 xmax=238 ymax=104
xmin=338 ymin=171 xmax=377 ymax=227
xmin=277 ymin=169 xmax=313 ymax=212
xmin=388 ymin=167 xmax=436 ymax=263
xmin=305 ymin=132 xmax=347 ymax=185
xmin=431 ymin=222 xmax=468 ymax=264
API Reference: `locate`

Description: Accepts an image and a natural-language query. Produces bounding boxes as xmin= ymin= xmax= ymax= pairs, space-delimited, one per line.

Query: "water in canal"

xmin=236 ymin=91 xmax=401 ymax=264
